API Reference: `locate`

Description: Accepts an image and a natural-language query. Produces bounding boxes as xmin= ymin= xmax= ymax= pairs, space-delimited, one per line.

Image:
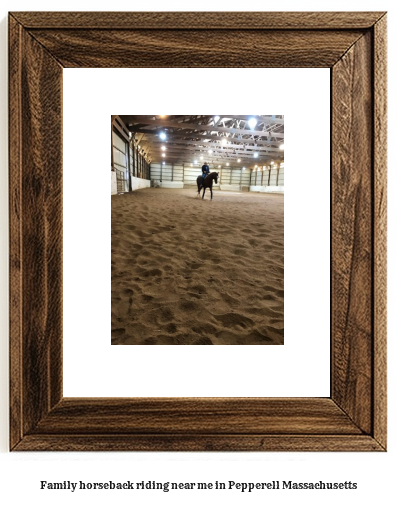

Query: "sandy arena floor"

xmin=112 ymin=188 xmax=284 ymax=345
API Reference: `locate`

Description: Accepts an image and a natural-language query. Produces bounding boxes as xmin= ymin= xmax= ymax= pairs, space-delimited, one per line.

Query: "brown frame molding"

xmin=9 ymin=12 xmax=387 ymax=451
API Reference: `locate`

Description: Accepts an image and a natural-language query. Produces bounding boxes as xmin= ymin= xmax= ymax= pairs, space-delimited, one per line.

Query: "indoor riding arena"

xmin=111 ymin=115 xmax=284 ymax=345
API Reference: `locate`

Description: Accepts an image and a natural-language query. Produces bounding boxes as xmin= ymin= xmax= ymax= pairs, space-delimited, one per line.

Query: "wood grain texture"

xmin=9 ymin=15 xmax=23 ymax=450
xmin=8 ymin=11 xmax=387 ymax=452
xmin=14 ymin=435 xmax=383 ymax=453
xmin=32 ymin=398 xmax=362 ymax=435
xmin=373 ymin=14 xmax=387 ymax=450
xmin=11 ymin=11 xmax=386 ymax=29
xmin=27 ymin=29 xmax=363 ymax=68
xmin=21 ymin=28 xmax=64 ymax=433
xmin=332 ymin=32 xmax=373 ymax=434
xmin=9 ymin=17 xmax=64 ymax=447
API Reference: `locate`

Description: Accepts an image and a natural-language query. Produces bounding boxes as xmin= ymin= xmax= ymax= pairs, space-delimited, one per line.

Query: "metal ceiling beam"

xmin=118 ymin=115 xmax=284 ymax=166
xmin=148 ymin=148 xmax=281 ymax=161
xmin=151 ymin=150 xmax=277 ymax=163
xmin=121 ymin=114 xmax=284 ymax=125
xmin=141 ymin=142 xmax=280 ymax=155
xmin=131 ymin=129 xmax=284 ymax=143
xmin=144 ymin=136 xmax=283 ymax=148
xmin=122 ymin=117 xmax=284 ymax=137
xmin=219 ymin=115 xmax=284 ymax=124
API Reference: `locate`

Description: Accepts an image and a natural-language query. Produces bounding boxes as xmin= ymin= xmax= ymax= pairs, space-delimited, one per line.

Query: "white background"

xmin=63 ymin=68 xmax=330 ymax=397
xmin=0 ymin=1 xmax=395 ymax=507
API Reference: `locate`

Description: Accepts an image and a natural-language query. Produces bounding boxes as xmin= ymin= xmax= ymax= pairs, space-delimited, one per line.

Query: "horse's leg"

xmin=202 ymin=186 xmax=206 ymax=199
xmin=210 ymin=185 xmax=213 ymax=200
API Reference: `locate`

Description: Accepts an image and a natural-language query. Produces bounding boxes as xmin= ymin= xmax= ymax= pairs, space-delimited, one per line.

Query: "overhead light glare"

xmin=254 ymin=152 xmax=259 ymax=158
xmin=238 ymin=158 xmax=241 ymax=163
xmin=279 ymin=144 xmax=284 ymax=150
xmin=161 ymin=146 xmax=166 ymax=151
xmin=248 ymin=118 xmax=258 ymax=129
xmin=159 ymin=132 xmax=167 ymax=140
xmin=221 ymin=138 xmax=228 ymax=145
xmin=214 ymin=115 xmax=220 ymax=123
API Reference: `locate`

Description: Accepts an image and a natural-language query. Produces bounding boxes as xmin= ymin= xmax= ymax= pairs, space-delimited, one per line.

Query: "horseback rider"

xmin=201 ymin=162 xmax=210 ymax=186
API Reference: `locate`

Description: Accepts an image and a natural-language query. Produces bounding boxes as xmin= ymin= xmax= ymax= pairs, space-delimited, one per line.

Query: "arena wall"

xmin=112 ymin=126 xmax=150 ymax=194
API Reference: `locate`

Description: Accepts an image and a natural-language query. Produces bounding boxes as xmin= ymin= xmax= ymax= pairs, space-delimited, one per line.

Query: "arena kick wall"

xmin=150 ymin=163 xmax=258 ymax=192
xmin=249 ymin=164 xmax=284 ymax=193
xmin=111 ymin=128 xmax=151 ymax=194
xmin=150 ymin=163 xmax=284 ymax=194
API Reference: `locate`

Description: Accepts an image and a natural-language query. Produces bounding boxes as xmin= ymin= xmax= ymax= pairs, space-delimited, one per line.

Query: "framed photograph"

xmin=110 ymin=114 xmax=285 ymax=347
xmin=9 ymin=11 xmax=387 ymax=451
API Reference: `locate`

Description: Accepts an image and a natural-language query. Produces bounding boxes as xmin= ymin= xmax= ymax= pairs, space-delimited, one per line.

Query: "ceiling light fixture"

xmin=159 ymin=132 xmax=166 ymax=140
xmin=248 ymin=118 xmax=257 ymax=129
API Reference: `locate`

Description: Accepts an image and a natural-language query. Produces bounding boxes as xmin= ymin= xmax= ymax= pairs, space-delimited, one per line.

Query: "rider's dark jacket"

xmin=201 ymin=164 xmax=210 ymax=180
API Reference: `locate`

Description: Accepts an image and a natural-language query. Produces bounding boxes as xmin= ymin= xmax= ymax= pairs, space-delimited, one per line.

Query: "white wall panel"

xmin=111 ymin=171 xmax=117 ymax=195
xmin=269 ymin=167 xmax=278 ymax=186
xmin=112 ymin=131 xmax=129 ymax=192
xmin=112 ymin=131 xmax=125 ymax=153
xmin=231 ymin=170 xmax=242 ymax=185
xmin=252 ymin=170 xmax=261 ymax=186
xmin=263 ymin=168 xmax=270 ymax=186
xmin=113 ymin=150 xmax=126 ymax=167
xmin=278 ymin=167 xmax=285 ymax=186
xmin=184 ymin=166 xmax=202 ymax=185
xmin=150 ymin=162 xmax=283 ymax=191
xmin=241 ymin=170 xmax=251 ymax=186
xmin=220 ymin=168 xmax=231 ymax=185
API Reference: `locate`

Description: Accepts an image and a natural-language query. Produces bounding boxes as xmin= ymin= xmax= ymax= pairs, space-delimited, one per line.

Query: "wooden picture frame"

xmin=9 ymin=11 xmax=387 ymax=452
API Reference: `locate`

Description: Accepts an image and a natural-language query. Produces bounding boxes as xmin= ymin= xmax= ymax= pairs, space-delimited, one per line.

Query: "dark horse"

xmin=197 ymin=172 xmax=219 ymax=200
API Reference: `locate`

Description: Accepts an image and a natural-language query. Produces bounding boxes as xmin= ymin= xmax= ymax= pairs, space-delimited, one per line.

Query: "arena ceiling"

xmin=119 ymin=115 xmax=284 ymax=168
